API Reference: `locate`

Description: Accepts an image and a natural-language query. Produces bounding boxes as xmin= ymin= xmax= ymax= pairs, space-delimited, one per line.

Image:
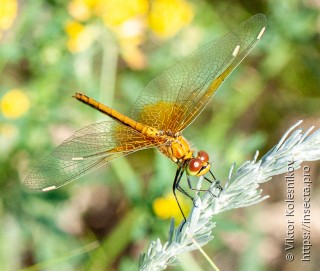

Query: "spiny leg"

xmin=204 ymin=176 xmax=213 ymax=183
xmin=203 ymin=169 xmax=217 ymax=183
xmin=187 ymin=175 xmax=211 ymax=193
xmin=187 ymin=169 xmax=223 ymax=198
xmin=173 ymin=167 xmax=193 ymax=223
xmin=202 ymin=167 xmax=217 ymax=185
xmin=209 ymin=169 xmax=223 ymax=194
xmin=173 ymin=168 xmax=222 ymax=225
xmin=206 ymin=169 xmax=223 ymax=194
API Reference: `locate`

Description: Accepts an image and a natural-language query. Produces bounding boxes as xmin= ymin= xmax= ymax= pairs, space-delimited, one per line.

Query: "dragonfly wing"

xmin=24 ymin=121 xmax=164 ymax=192
xmin=131 ymin=13 xmax=266 ymax=132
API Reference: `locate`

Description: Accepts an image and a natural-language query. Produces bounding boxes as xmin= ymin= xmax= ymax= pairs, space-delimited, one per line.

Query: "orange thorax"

xmin=157 ymin=133 xmax=193 ymax=164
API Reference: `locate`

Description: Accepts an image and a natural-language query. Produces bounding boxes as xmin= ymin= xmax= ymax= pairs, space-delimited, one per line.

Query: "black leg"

xmin=187 ymin=170 xmax=223 ymax=198
xmin=187 ymin=175 xmax=212 ymax=193
xmin=207 ymin=169 xmax=223 ymax=193
xmin=204 ymin=176 xmax=213 ymax=184
xmin=209 ymin=169 xmax=216 ymax=181
xmin=173 ymin=167 xmax=194 ymax=200
xmin=186 ymin=175 xmax=221 ymax=200
xmin=172 ymin=167 xmax=223 ymax=226
xmin=172 ymin=167 xmax=187 ymax=222
xmin=172 ymin=167 xmax=194 ymax=223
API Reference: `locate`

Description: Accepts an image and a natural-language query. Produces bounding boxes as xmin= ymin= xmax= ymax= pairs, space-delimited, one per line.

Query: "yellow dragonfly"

xmin=24 ymin=14 xmax=266 ymax=219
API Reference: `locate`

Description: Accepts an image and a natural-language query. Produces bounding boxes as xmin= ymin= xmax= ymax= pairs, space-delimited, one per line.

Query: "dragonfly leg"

xmin=173 ymin=167 xmax=193 ymax=223
xmin=187 ymin=171 xmax=223 ymax=198
xmin=204 ymin=169 xmax=217 ymax=183
xmin=186 ymin=175 xmax=217 ymax=201
xmin=173 ymin=168 xmax=194 ymax=200
xmin=204 ymin=176 xmax=213 ymax=184
xmin=207 ymin=169 xmax=223 ymax=194
xmin=209 ymin=169 xmax=217 ymax=181
xmin=172 ymin=168 xmax=223 ymax=227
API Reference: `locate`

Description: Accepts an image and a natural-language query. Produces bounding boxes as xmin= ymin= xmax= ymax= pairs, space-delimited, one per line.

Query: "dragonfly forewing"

xmin=24 ymin=121 xmax=164 ymax=191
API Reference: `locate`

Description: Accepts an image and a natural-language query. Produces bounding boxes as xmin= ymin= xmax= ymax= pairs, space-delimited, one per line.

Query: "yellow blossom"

xmin=97 ymin=0 xmax=149 ymax=28
xmin=149 ymin=0 xmax=193 ymax=38
xmin=119 ymin=39 xmax=147 ymax=70
xmin=68 ymin=0 xmax=96 ymax=22
xmin=153 ymin=192 xmax=190 ymax=222
xmin=65 ymin=0 xmax=193 ymax=66
xmin=65 ymin=20 xmax=85 ymax=38
xmin=0 ymin=0 xmax=18 ymax=30
xmin=0 ymin=123 xmax=18 ymax=153
xmin=1 ymin=89 xmax=30 ymax=119
xmin=65 ymin=20 xmax=97 ymax=53
xmin=116 ymin=19 xmax=147 ymax=69
xmin=0 ymin=0 xmax=17 ymax=30
xmin=0 ymin=123 xmax=17 ymax=138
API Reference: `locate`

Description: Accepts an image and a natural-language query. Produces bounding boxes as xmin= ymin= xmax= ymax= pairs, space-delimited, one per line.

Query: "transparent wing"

xmin=131 ymin=13 xmax=266 ymax=132
xmin=24 ymin=121 xmax=164 ymax=192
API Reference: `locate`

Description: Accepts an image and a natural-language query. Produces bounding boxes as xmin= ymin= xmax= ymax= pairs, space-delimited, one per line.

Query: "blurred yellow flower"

xmin=68 ymin=0 xmax=98 ymax=22
xmin=120 ymin=37 xmax=147 ymax=70
xmin=65 ymin=20 xmax=97 ymax=53
xmin=116 ymin=19 xmax=147 ymax=69
xmin=65 ymin=0 xmax=194 ymax=66
xmin=1 ymin=89 xmax=30 ymax=119
xmin=153 ymin=192 xmax=190 ymax=222
xmin=0 ymin=123 xmax=17 ymax=138
xmin=65 ymin=20 xmax=84 ymax=38
xmin=149 ymin=0 xmax=193 ymax=38
xmin=0 ymin=123 xmax=18 ymax=154
xmin=0 ymin=0 xmax=17 ymax=30
xmin=97 ymin=0 xmax=149 ymax=28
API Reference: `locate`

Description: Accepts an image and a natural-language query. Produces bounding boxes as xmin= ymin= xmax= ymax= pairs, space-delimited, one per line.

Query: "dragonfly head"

xmin=186 ymin=150 xmax=211 ymax=176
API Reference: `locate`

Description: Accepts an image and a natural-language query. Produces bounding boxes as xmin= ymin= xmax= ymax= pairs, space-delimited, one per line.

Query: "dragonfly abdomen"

xmin=73 ymin=93 xmax=151 ymax=133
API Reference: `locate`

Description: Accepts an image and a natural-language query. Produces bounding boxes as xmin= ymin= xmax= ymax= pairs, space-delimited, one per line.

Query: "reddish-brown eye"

xmin=197 ymin=150 xmax=209 ymax=163
xmin=186 ymin=158 xmax=202 ymax=176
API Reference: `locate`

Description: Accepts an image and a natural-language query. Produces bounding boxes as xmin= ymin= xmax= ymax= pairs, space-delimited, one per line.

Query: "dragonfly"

xmin=24 ymin=14 xmax=266 ymax=220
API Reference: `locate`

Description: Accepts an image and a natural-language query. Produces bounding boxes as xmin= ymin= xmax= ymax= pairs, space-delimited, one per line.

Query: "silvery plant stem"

xmin=139 ymin=120 xmax=320 ymax=271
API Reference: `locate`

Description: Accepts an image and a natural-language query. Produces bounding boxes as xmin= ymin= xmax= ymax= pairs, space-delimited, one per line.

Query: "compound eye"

xmin=197 ymin=151 xmax=209 ymax=163
xmin=186 ymin=158 xmax=202 ymax=176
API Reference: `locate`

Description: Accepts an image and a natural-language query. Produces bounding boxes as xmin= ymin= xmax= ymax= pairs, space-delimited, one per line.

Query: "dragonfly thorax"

xmin=158 ymin=133 xmax=211 ymax=176
xmin=158 ymin=134 xmax=193 ymax=163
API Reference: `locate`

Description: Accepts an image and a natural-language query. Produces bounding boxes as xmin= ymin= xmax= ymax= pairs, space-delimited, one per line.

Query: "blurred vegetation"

xmin=0 ymin=0 xmax=319 ymax=270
